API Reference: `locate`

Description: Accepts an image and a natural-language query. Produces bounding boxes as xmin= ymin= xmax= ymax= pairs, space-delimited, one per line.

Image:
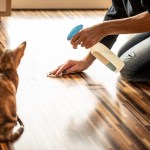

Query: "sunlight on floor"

xmin=2 ymin=10 xmax=135 ymax=150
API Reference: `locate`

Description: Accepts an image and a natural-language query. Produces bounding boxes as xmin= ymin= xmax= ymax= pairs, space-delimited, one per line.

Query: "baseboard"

xmin=12 ymin=0 xmax=111 ymax=9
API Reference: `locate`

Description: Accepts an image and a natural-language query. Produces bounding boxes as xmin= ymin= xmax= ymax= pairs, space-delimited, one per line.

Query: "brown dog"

xmin=0 ymin=42 xmax=26 ymax=142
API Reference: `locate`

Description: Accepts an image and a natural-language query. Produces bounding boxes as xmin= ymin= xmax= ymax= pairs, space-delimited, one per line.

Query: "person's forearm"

xmin=102 ymin=11 xmax=150 ymax=35
xmin=84 ymin=52 xmax=96 ymax=65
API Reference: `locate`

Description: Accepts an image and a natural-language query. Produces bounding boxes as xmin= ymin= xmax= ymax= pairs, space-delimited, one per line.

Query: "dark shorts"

xmin=118 ymin=32 xmax=150 ymax=82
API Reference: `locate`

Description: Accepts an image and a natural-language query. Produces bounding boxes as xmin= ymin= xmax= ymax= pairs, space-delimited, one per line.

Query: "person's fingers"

xmin=80 ymin=39 xmax=90 ymax=48
xmin=71 ymin=33 xmax=80 ymax=44
xmin=54 ymin=66 xmax=67 ymax=77
xmin=64 ymin=65 xmax=78 ymax=74
xmin=85 ymin=41 xmax=95 ymax=49
xmin=49 ymin=65 xmax=62 ymax=75
xmin=55 ymin=61 xmax=74 ymax=77
xmin=72 ymin=38 xmax=82 ymax=49
xmin=71 ymin=32 xmax=85 ymax=49
xmin=72 ymin=44 xmax=78 ymax=49
xmin=73 ymin=37 xmax=89 ymax=49
xmin=47 ymin=60 xmax=81 ymax=77
xmin=47 ymin=66 xmax=60 ymax=77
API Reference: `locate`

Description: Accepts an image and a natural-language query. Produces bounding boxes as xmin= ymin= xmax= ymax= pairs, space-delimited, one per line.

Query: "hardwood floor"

xmin=0 ymin=10 xmax=150 ymax=150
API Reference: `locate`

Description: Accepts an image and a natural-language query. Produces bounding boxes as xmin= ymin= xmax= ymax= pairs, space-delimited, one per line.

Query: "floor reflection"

xmin=63 ymin=73 xmax=150 ymax=150
xmin=1 ymin=9 xmax=149 ymax=150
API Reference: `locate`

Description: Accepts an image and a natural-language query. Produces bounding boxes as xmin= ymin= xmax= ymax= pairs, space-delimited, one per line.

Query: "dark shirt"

xmin=100 ymin=0 xmax=150 ymax=49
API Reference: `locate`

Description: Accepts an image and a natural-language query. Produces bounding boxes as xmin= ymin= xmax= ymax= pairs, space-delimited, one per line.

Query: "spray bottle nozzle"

xmin=67 ymin=24 xmax=83 ymax=41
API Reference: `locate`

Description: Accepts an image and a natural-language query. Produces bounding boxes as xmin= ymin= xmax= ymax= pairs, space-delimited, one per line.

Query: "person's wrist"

xmin=99 ymin=21 xmax=111 ymax=36
xmin=83 ymin=52 xmax=96 ymax=65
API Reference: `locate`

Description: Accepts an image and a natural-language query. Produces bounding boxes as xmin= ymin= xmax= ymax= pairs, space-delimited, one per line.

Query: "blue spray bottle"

xmin=67 ymin=24 xmax=125 ymax=72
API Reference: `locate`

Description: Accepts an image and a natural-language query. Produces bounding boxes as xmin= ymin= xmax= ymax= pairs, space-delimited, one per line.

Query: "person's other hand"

xmin=48 ymin=59 xmax=91 ymax=77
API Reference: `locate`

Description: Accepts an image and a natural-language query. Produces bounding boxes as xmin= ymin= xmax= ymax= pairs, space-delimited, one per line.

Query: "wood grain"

xmin=0 ymin=10 xmax=149 ymax=150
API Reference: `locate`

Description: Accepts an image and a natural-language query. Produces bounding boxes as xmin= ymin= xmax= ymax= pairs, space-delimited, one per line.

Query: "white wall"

xmin=12 ymin=0 xmax=111 ymax=9
xmin=0 ymin=0 xmax=6 ymax=11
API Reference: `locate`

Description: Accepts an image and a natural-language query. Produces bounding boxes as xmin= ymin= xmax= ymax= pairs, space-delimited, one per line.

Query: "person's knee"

xmin=120 ymin=60 xmax=150 ymax=82
xmin=120 ymin=62 xmax=136 ymax=81
xmin=118 ymin=36 xmax=150 ymax=82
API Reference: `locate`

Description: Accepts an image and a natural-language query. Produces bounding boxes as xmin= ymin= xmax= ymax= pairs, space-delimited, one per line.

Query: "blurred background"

xmin=11 ymin=0 xmax=111 ymax=9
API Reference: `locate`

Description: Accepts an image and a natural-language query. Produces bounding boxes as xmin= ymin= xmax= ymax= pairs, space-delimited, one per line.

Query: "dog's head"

xmin=0 ymin=42 xmax=26 ymax=142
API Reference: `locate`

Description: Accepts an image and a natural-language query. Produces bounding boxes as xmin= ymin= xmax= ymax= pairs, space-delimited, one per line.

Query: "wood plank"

xmin=0 ymin=10 xmax=149 ymax=150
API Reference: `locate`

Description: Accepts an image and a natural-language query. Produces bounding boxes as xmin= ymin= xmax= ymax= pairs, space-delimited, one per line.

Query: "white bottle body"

xmin=90 ymin=43 xmax=125 ymax=72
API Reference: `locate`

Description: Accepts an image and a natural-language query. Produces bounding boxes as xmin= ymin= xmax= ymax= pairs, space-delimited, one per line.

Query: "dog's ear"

xmin=13 ymin=41 xmax=26 ymax=67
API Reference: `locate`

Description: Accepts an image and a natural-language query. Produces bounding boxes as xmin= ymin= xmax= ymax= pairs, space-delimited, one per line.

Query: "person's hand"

xmin=48 ymin=59 xmax=92 ymax=77
xmin=71 ymin=23 xmax=106 ymax=49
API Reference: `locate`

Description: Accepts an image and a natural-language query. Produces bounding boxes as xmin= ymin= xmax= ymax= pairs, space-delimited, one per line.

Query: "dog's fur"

xmin=0 ymin=42 xmax=26 ymax=142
